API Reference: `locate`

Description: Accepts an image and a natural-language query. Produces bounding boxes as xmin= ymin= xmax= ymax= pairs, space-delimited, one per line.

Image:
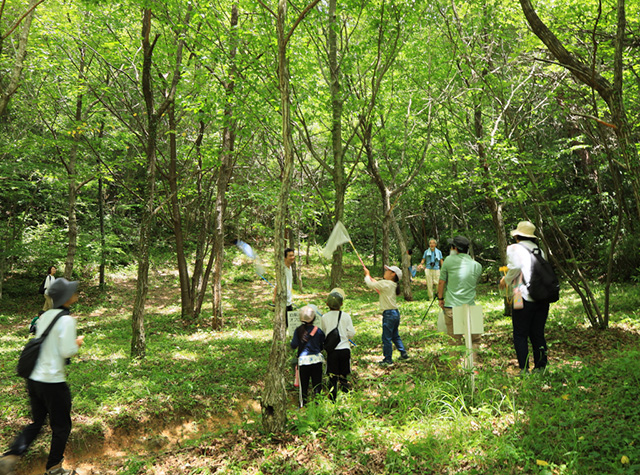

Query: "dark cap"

xmin=447 ymin=235 xmax=470 ymax=252
xmin=47 ymin=278 xmax=79 ymax=309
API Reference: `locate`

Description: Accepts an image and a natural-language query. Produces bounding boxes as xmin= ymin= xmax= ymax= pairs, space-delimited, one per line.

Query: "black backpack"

xmin=323 ymin=311 xmax=342 ymax=353
xmin=518 ymin=243 xmax=560 ymax=303
xmin=38 ymin=276 xmax=47 ymax=295
xmin=17 ymin=310 xmax=67 ymax=378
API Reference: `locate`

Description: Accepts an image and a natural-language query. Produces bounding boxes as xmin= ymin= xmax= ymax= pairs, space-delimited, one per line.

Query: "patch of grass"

xmin=1 ymin=254 xmax=640 ymax=474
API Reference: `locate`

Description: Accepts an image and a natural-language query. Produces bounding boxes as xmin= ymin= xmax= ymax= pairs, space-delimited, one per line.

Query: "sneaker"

xmin=45 ymin=463 xmax=77 ymax=475
xmin=400 ymin=353 xmax=409 ymax=360
xmin=377 ymin=360 xmax=393 ymax=366
xmin=0 ymin=455 xmax=20 ymax=475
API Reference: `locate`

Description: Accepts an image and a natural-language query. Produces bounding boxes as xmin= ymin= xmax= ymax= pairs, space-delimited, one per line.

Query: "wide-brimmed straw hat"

xmin=48 ymin=278 xmax=79 ymax=309
xmin=510 ymin=221 xmax=537 ymax=239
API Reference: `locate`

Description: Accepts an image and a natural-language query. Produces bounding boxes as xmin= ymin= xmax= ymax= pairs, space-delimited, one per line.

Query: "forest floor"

xmin=2 ymin=254 xmax=640 ymax=474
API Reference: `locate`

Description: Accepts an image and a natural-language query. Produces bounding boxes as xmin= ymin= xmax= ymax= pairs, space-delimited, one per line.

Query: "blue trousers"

xmin=382 ymin=309 xmax=407 ymax=363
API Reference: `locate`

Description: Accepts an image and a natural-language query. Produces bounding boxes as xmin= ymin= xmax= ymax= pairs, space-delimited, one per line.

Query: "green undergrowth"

xmin=1 ymin=252 xmax=640 ymax=474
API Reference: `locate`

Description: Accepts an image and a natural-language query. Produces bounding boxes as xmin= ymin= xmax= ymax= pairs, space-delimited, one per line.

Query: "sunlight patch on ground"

xmin=172 ymin=351 xmax=198 ymax=361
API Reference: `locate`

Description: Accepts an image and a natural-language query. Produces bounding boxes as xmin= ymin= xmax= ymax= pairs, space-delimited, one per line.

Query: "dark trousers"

xmin=382 ymin=309 xmax=406 ymax=363
xmin=512 ymin=299 xmax=550 ymax=370
xmin=5 ymin=380 xmax=72 ymax=470
xmin=298 ymin=363 xmax=323 ymax=406
xmin=326 ymin=349 xmax=351 ymax=400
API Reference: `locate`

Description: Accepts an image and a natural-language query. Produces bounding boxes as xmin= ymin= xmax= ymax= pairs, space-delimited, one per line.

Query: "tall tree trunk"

xmin=328 ymin=0 xmax=346 ymax=289
xmin=262 ymin=0 xmax=307 ymax=433
xmin=192 ymin=120 xmax=215 ymax=318
xmin=63 ymin=52 xmax=85 ymax=280
xmin=211 ymin=4 xmax=239 ymax=329
xmin=131 ymin=6 xmax=188 ymax=357
xmin=0 ymin=0 xmax=41 ymax=116
xmin=98 ymin=160 xmax=106 ymax=289
xmin=167 ymin=103 xmax=194 ymax=320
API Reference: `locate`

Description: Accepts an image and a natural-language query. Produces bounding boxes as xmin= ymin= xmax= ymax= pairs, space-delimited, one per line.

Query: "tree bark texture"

xmin=0 ymin=0 xmax=40 ymax=116
xmin=262 ymin=0 xmax=294 ymax=434
xmin=328 ymin=0 xmax=346 ymax=289
xmin=212 ymin=5 xmax=239 ymax=328
xmin=167 ymin=104 xmax=194 ymax=320
xmin=131 ymin=6 xmax=188 ymax=357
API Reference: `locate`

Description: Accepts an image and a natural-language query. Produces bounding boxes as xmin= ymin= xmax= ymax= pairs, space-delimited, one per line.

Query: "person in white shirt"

xmin=499 ymin=221 xmax=550 ymax=374
xmin=320 ymin=288 xmax=356 ymax=400
xmin=1 ymin=278 xmax=84 ymax=475
xmin=42 ymin=266 xmax=57 ymax=311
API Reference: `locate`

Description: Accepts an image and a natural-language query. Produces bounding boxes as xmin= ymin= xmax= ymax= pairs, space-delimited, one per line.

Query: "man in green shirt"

xmin=437 ymin=236 xmax=482 ymax=347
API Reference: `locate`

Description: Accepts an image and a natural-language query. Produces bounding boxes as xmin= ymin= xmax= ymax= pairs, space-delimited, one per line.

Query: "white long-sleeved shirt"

xmin=320 ymin=310 xmax=356 ymax=351
xmin=43 ymin=274 xmax=56 ymax=295
xmin=505 ymin=240 xmax=545 ymax=302
xmin=30 ymin=309 xmax=79 ymax=383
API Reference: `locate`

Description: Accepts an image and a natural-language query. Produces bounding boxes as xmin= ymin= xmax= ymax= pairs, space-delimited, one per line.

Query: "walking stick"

xmin=420 ymin=295 xmax=439 ymax=324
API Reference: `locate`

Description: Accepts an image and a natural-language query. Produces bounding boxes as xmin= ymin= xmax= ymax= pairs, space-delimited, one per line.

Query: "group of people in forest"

xmin=0 ymin=221 xmax=552 ymax=474
xmin=288 ymin=220 xmax=552 ymax=406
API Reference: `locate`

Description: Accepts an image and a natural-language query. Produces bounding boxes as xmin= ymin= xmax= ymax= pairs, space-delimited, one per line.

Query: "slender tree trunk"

xmin=328 ymin=0 xmax=346 ymax=289
xmin=262 ymin=0 xmax=296 ymax=433
xmin=211 ymin=4 xmax=239 ymax=329
xmin=167 ymin=104 xmax=194 ymax=320
xmin=98 ymin=163 xmax=105 ymax=289
xmin=192 ymin=120 xmax=215 ymax=318
xmin=0 ymin=0 xmax=40 ymax=116
xmin=390 ymin=212 xmax=413 ymax=301
xmin=130 ymin=6 xmax=188 ymax=357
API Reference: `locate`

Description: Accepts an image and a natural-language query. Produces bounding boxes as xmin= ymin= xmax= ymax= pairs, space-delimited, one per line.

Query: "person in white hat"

xmin=363 ymin=265 xmax=409 ymax=365
xmin=499 ymin=221 xmax=550 ymax=374
xmin=290 ymin=305 xmax=325 ymax=406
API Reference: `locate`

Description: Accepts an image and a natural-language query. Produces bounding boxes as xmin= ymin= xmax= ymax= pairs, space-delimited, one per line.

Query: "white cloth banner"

xmin=322 ymin=221 xmax=352 ymax=260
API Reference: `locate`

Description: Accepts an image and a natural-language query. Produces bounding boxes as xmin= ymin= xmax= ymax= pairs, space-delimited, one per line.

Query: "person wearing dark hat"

xmin=437 ymin=236 xmax=483 ymax=348
xmin=320 ymin=288 xmax=356 ymax=400
xmin=364 ymin=265 xmax=409 ymax=365
xmin=499 ymin=221 xmax=550 ymax=374
xmin=0 ymin=279 xmax=83 ymax=475
xmin=290 ymin=305 xmax=325 ymax=407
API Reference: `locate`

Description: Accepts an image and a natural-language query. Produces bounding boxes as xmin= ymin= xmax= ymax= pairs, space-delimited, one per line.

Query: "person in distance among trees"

xmin=418 ymin=239 xmax=443 ymax=301
xmin=0 ymin=278 xmax=84 ymax=475
xmin=42 ymin=266 xmax=57 ymax=312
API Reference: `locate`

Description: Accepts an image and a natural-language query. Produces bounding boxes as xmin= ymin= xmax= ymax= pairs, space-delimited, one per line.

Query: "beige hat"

xmin=510 ymin=221 xmax=537 ymax=239
xmin=298 ymin=305 xmax=316 ymax=323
